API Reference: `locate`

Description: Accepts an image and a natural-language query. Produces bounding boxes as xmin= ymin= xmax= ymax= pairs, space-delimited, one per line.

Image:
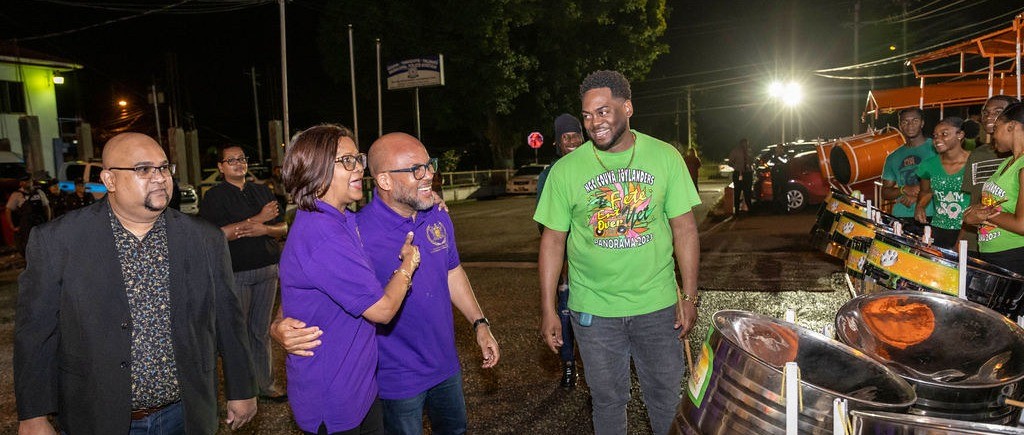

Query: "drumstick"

xmin=683 ymin=337 xmax=695 ymax=379
xmin=958 ymin=240 xmax=968 ymax=301
xmin=1006 ymin=398 xmax=1024 ymax=408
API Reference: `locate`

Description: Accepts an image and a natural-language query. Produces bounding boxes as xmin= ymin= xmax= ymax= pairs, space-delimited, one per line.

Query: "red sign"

xmin=527 ymin=132 xmax=544 ymax=149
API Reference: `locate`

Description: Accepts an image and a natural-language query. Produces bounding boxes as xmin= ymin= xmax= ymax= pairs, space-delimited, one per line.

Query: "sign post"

xmin=528 ymin=132 xmax=543 ymax=164
xmin=386 ymin=55 xmax=445 ymax=139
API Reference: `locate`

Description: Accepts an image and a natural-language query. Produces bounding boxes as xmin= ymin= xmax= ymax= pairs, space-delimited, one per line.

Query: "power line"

xmin=14 ymin=0 xmax=193 ymax=41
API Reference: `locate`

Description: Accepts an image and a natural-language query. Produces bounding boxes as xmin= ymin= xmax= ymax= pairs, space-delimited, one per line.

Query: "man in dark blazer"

xmin=15 ymin=132 xmax=258 ymax=434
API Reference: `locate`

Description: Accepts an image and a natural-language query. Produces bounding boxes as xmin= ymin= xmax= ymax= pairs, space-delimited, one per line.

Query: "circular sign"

xmin=527 ymin=132 xmax=544 ymax=149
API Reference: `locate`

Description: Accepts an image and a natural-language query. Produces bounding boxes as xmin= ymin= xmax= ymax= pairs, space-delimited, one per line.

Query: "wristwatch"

xmin=680 ymin=293 xmax=700 ymax=308
xmin=472 ymin=317 xmax=491 ymax=332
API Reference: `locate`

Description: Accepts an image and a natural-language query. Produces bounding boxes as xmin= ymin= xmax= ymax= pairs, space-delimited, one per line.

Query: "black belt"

xmin=131 ymin=401 xmax=179 ymax=420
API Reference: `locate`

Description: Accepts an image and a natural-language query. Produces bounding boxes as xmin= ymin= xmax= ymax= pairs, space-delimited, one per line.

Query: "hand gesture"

xmin=252 ymin=201 xmax=280 ymax=223
xmin=398 ymin=231 xmax=420 ymax=271
xmin=476 ymin=326 xmax=500 ymax=368
xmin=963 ymin=204 xmax=1001 ymax=226
xmin=271 ymin=317 xmax=323 ymax=357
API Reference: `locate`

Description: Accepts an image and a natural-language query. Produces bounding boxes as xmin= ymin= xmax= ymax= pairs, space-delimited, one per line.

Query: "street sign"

xmin=386 ymin=55 xmax=445 ymax=90
xmin=528 ymin=132 xmax=543 ymax=149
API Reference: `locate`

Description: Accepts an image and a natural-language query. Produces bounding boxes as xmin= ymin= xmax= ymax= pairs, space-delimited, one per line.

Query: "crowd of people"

xmin=14 ymin=69 xmax=705 ymax=435
xmin=877 ymin=96 xmax=1024 ymax=278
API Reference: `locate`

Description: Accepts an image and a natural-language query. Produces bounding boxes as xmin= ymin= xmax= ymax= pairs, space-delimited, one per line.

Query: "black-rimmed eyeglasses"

xmin=385 ymin=158 xmax=437 ymax=180
xmin=220 ymin=156 xmax=248 ymax=165
xmin=107 ymin=164 xmax=176 ymax=179
xmin=335 ymin=153 xmax=367 ymax=171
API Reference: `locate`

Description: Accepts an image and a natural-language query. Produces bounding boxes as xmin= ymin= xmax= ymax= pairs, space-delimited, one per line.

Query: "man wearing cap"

xmin=537 ymin=113 xmax=584 ymax=388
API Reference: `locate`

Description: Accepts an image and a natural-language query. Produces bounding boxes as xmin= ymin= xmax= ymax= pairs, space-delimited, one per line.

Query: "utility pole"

xmin=150 ymin=83 xmax=163 ymax=146
xmin=674 ymin=97 xmax=681 ymax=144
xmin=900 ymin=0 xmax=908 ymax=87
xmin=686 ymin=86 xmax=693 ymax=150
xmin=852 ymin=0 xmax=860 ymax=133
xmin=279 ymin=0 xmax=290 ymax=144
xmin=249 ymin=66 xmax=264 ymax=163
xmin=348 ymin=24 xmax=359 ymax=144
xmin=376 ymin=38 xmax=383 ymax=138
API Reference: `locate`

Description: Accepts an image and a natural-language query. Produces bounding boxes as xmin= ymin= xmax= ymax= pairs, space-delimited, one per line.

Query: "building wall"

xmin=0 ymin=62 xmax=59 ymax=176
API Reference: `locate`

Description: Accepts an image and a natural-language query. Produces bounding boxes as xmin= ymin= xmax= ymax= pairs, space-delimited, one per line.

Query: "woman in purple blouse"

xmin=279 ymin=124 xmax=420 ymax=435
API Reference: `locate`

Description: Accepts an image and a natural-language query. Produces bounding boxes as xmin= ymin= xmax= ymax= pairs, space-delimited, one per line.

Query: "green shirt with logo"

xmin=534 ymin=130 xmax=701 ymax=317
xmin=915 ymin=154 xmax=969 ymax=231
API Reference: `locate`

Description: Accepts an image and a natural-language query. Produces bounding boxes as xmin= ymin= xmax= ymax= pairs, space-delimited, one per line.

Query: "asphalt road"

xmin=0 ymin=184 xmax=852 ymax=434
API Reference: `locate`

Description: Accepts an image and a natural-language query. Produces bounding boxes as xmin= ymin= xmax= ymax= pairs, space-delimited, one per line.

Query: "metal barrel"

xmin=671 ymin=310 xmax=915 ymax=434
xmin=851 ymin=410 xmax=1024 ymax=434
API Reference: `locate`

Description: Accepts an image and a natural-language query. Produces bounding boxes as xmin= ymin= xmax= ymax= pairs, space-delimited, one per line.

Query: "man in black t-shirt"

xmin=200 ymin=145 xmax=288 ymax=402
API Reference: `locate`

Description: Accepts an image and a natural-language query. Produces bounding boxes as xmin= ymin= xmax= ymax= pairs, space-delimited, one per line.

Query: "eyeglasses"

xmin=335 ymin=153 xmax=367 ymax=171
xmin=107 ymin=164 xmax=176 ymax=179
xmin=385 ymin=158 xmax=438 ymax=180
xmin=221 ymin=156 xmax=248 ymax=165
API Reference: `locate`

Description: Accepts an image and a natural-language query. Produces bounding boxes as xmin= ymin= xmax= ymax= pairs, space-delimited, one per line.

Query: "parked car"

xmin=505 ymin=164 xmax=548 ymax=194
xmin=179 ymin=183 xmax=199 ymax=215
xmin=59 ymin=160 xmax=106 ymax=199
xmin=753 ymin=150 xmax=828 ymax=212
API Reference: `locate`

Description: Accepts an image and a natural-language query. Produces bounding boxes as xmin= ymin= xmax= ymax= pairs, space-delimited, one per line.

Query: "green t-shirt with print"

xmin=914 ymin=154 xmax=969 ymax=230
xmin=882 ymin=139 xmax=937 ymax=218
xmin=979 ymin=156 xmax=1024 ymax=253
xmin=533 ymin=130 xmax=701 ymax=317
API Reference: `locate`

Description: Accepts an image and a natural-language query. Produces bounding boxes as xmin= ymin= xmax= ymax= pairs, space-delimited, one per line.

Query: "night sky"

xmin=2 ymin=0 xmax=1023 ymax=165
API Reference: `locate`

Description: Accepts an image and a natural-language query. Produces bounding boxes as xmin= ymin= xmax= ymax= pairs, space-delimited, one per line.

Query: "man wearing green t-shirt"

xmin=882 ymin=107 xmax=937 ymax=223
xmin=535 ymin=70 xmax=700 ymax=435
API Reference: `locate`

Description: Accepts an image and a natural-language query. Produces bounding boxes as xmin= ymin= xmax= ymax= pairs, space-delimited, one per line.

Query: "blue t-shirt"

xmin=882 ymin=139 xmax=937 ymax=218
xmin=357 ymin=196 xmax=462 ymax=400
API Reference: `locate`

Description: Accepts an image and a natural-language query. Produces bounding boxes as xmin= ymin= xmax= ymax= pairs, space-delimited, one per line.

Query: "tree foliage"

xmin=318 ymin=0 xmax=668 ymax=167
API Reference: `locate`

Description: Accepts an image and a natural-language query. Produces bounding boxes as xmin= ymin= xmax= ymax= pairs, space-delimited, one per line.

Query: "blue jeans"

xmin=557 ymin=285 xmax=575 ymax=363
xmin=234 ymin=264 xmax=280 ymax=395
xmin=382 ymin=372 xmax=467 ymax=435
xmin=129 ymin=401 xmax=185 ymax=435
xmin=572 ymin=305 xmax=683 ymax=435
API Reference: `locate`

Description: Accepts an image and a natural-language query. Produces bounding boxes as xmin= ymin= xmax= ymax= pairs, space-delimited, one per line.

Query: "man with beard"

xmin=960 ymin=95 xmax=1019 ymax=253
xmin=200 ymin=145 xmax=288 ymax=402
xmin=272 ymin=132 xmax=500 ymax=434
xmin=536 ymin=113 xmax=584 ymax=388
xmin=881 ymin=107 xmax=936 ymax=227
xmin=535 ymin=70 xmax=701 ymax=435
xmin=15 ymin=132 xmax=257 ymax=434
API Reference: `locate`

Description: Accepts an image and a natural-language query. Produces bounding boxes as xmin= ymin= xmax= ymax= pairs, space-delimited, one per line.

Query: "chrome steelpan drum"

xmin=861 ymin=232 xmax=1024 ymax=318
xmin=851 ymin=410 xmax=1024 ymax=434
xmin=811 ymin=189 xmax=867 ymax=253
xmin=836 ymin=291 xmax=1024 ymax=425
xmin=671 ymin=310 xmax=915 ymax=434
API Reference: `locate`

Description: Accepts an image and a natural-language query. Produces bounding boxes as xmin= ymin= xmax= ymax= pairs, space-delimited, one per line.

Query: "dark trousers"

xmin=309 ymin=400 xmax=384 ymax=435
xmin=733 ymin=171 xmax=753 ymax=212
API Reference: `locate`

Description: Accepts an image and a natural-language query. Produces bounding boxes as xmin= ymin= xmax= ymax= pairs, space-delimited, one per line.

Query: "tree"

xmin=319 ymin=0 xmax=669 ymax=167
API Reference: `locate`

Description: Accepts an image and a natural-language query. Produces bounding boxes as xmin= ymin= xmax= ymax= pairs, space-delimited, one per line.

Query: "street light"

xmin=117 ymin=99 xmax=128 ymax=109
xmin=768 ymin=80 xmax=803 ymax=145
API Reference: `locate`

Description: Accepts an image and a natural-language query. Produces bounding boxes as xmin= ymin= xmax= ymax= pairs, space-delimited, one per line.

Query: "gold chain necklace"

xmin=593 ymin=133 xmax=637 ymax=172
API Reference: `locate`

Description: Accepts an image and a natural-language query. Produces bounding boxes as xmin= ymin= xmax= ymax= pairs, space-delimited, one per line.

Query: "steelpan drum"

xmin=811 ymin=188 xmax=867 ymax=253
xmin=671 ymin=310 xmax=915 ymax=434
xmin=851 ymin=410 xmax=1024 ymax=434
xmin=836 ymin=291 xmax=1024 ymax=425
xmin=861 ymin=232 xmax=1024 ymax=318
xmin=830 ymin=211 xmax=899 ymax=261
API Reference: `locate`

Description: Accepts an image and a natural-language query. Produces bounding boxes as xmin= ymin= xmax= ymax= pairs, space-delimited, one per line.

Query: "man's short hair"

xmin=218 ymin=144 xmax=247 ymax=160
xmin=898 ymin=107 xmax=924 ymax=119
xmin=987 ymin=95 xmax=1020 ymax=107
xmin=579 ymin=70 xmax=632 ymax=101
